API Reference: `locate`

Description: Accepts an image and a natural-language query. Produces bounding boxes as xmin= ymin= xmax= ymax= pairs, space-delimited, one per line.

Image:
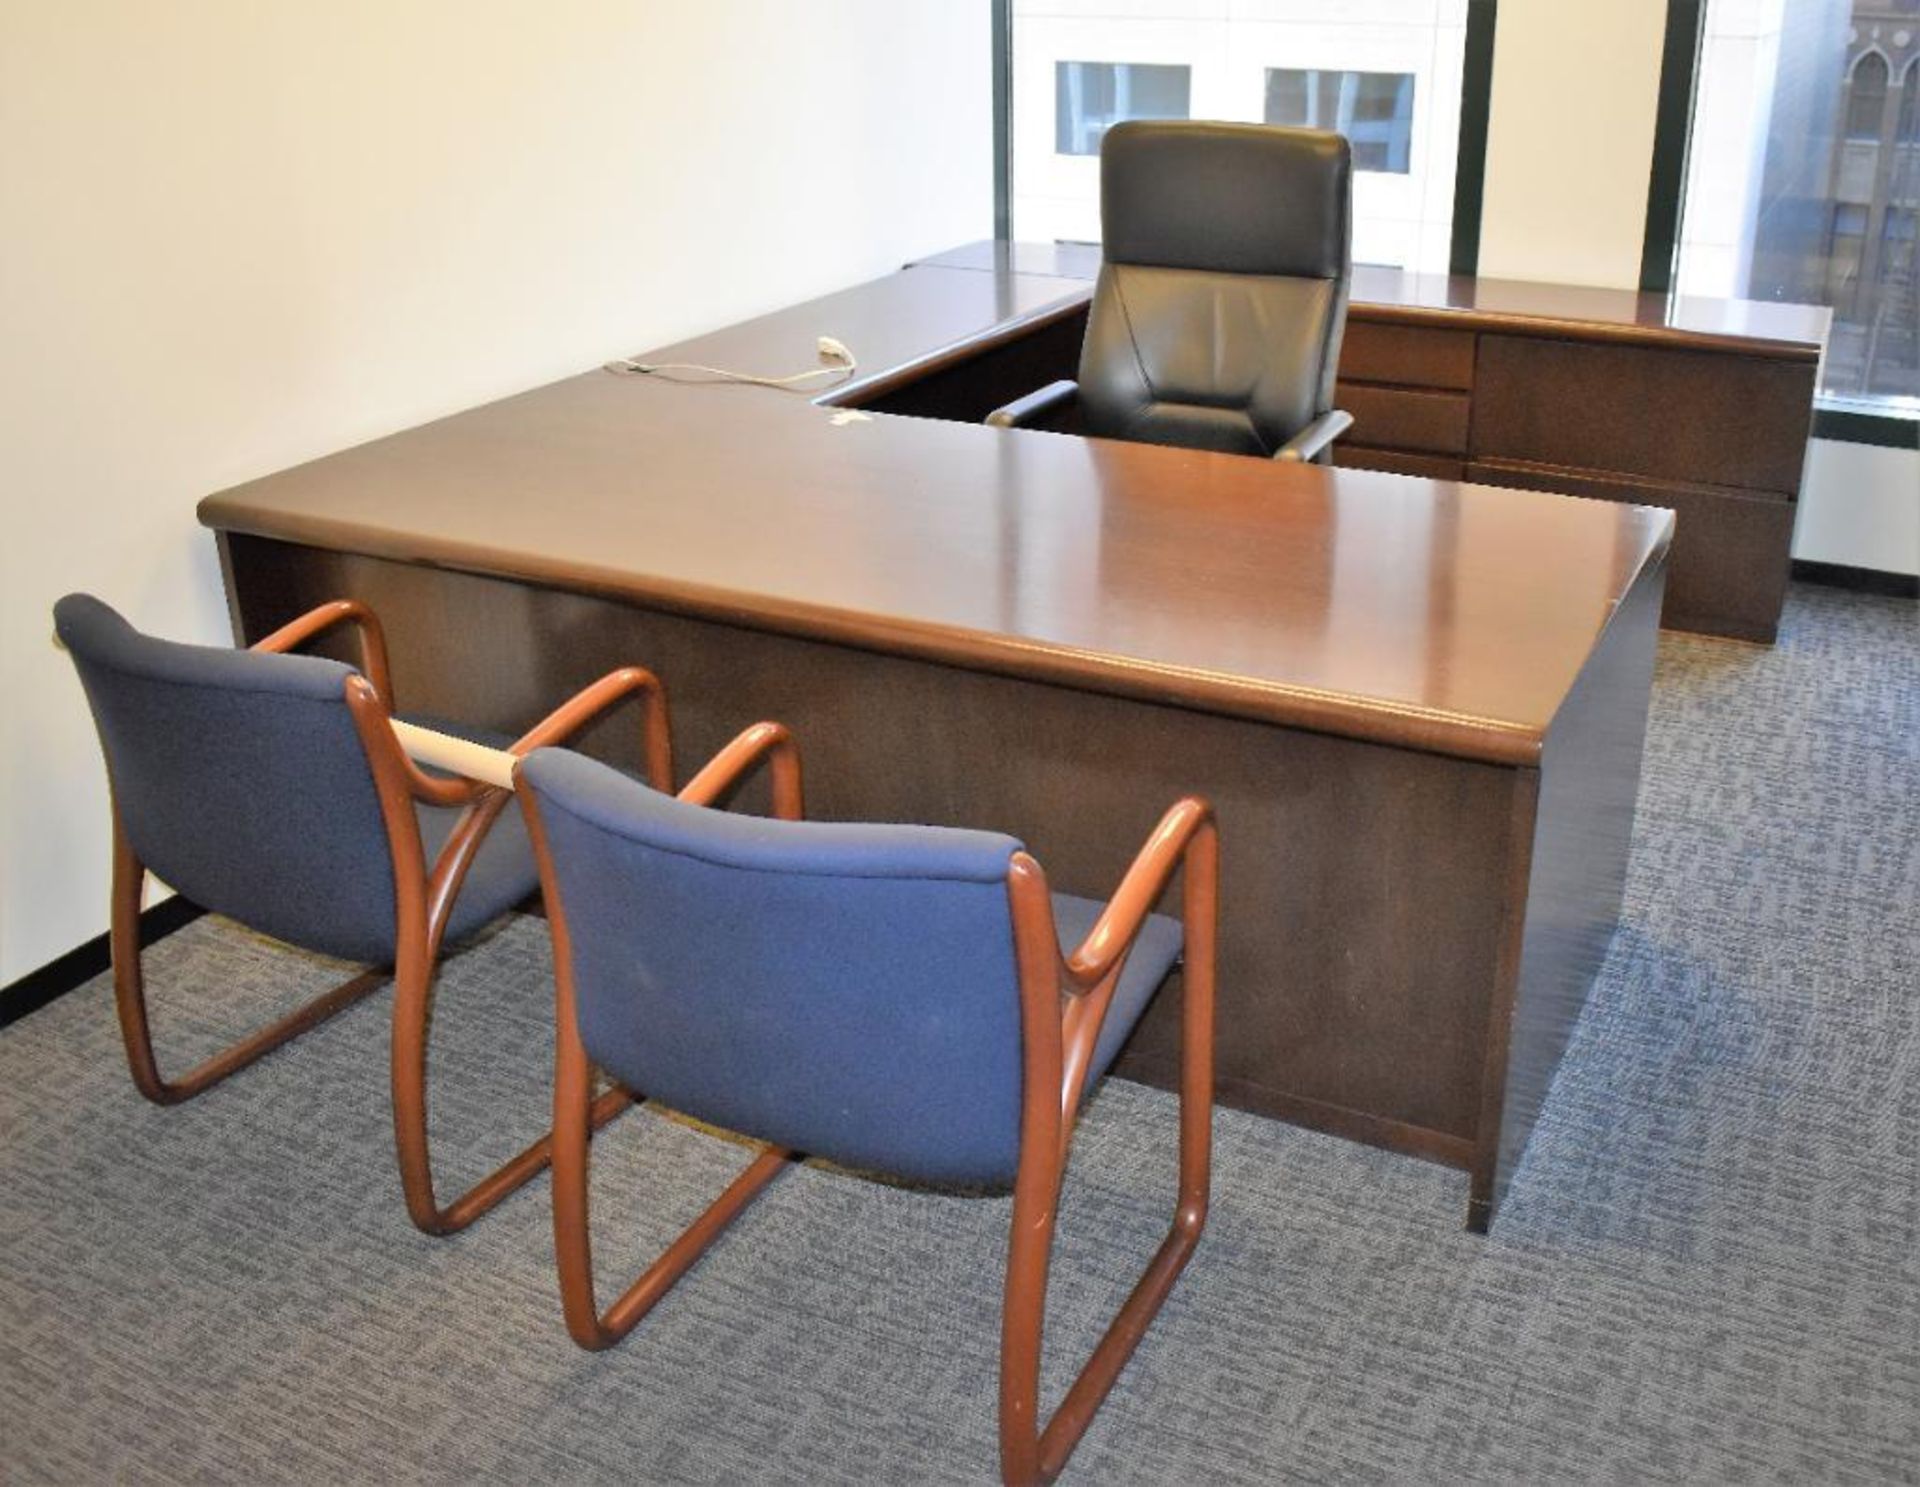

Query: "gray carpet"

xmin=2 ymin=583 xmax=1915 ymax=1484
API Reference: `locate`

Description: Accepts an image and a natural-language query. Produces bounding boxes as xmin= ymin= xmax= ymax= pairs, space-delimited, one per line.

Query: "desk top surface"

xmin=202 ymin=256 xmax=1674 ymax=766
xmin=917 ymin=240 xmax=1830 ymax=360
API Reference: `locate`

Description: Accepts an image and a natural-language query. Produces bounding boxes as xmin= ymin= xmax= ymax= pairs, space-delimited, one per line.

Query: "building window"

xmin=1009 ymin=4 xmax=1476 ymax=272
xmin=1847 ymin=52 xmax=1889 ymax=138
xmin=1265 ymin=70 xmax=1416 ymax=173
xmin=1876 ymin=206 xmax=1913 ymax=279
xmin=1054 ymin=62 xmax=1190 ymax=157
xmin=1828 ymin=204 xmax=1869 ymax=307
xmin=1673 ymin=1 xmax=1920 ymax=411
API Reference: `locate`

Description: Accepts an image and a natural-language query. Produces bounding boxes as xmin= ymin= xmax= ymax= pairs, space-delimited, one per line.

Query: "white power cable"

xmin=604 ymin=336 xmax=857 ymax=392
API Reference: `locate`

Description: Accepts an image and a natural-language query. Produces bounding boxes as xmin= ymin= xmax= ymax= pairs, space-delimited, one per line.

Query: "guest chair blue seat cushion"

xmin=520 ymin=747 xmax=1183 ymax=1188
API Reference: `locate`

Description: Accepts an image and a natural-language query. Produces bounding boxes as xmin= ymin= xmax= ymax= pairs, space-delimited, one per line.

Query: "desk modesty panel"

xmin=916 ymin=241 xmax=1827 ymax=645
xmin=202 ymin=258 xmax=1673 ymax=1231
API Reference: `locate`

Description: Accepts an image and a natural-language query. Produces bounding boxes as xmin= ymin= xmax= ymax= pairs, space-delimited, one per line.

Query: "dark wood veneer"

xmin=1468 ymin=458 xmax=1795 ymax=644
xmin=1331 ymin=445 xmax=1465 ymax=481
xmin=913 ymin=242 xmax=1828 ymax=644
xmin=1340 ymin=321 xmax=1477 ymax=391
xmin=1471 ymin=335 xmax=1813 ymax=495
xmin=200 ymin=253 xmax=1675 ymax=1230
xmin=1336 ymin=382 xmax=1472 ymax=456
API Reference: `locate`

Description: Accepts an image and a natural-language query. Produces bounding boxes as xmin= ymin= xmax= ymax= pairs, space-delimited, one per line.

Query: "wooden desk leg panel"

xmin=1472 ymin=557 xmax=1666 ymax=1229
xmin=219 ymin=533 xmax=1642 ymax=1229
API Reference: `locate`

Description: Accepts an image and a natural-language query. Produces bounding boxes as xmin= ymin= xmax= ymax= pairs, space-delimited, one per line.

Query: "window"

xmin=1673 ymin=1 xmax=1920 ymax=410
xmin=1007 ymin=3 xmax=1481 ymax=272
xmin=1828 ymin=204 xmax=1869 ymax=307
xmin=1266 ymin=70 xmax=1416 ymax=174
xmin=1847 ymin=52 xmax=1888 ymax=140
xmin=1884 ymin=207 xmax=1917 ymax=283
xmin=1054 ymin=62 xmax=1190 ymax=157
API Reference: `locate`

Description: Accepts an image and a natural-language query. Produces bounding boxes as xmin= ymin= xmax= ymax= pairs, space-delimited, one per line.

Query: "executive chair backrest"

xmin=1079 ymin=121 xmax=1352 ymax=456
xmin=55 ymin=594 xmax=406 ymax=964
xmin=520 ymin=747 xmax=1033 ymax=1187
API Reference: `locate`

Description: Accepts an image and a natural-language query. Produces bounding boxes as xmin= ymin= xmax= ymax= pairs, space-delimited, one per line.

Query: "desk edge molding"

xmin=202 ymin=511 xmax=1560 ymax=767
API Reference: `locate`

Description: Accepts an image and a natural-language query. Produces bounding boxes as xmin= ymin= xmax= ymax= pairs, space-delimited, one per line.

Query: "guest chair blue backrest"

xmin=55 ymin=591 xmax=674 ymax=1242
xmin=57 ymin=593 xmax=407 ymax=964
xmin=523 ymin=745 xmax=1037 ymax=1186
xmin=518 ymin=738 xmax=1219 ymax=1485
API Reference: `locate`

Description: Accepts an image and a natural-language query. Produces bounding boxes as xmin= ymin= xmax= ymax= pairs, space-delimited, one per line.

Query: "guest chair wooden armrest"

xmin=54 ymin=593 xmax=671 ymax=1239
xmin=374 ymin=662 xmax=672 ymax=1237
xmin=997 ymin=796 xmax=1217 ymax=1485
xmin=518 ymin=732 xmax=1216 ymax=1487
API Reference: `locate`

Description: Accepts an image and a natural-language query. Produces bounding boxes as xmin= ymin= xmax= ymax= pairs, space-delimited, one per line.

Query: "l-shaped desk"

xmin=201 ymin=249 xmax=1687 ymax=1231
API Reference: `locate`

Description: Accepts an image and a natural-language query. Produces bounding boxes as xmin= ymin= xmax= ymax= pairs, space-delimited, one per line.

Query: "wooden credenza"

xmin=914 ymin=245 xmax=1831 ymax=645
xmin=1332 ymin=271 xmax=1829 ymax=644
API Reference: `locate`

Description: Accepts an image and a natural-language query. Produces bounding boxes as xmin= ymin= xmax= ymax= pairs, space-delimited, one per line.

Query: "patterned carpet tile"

xmin=2 ymin=585 xmax=1915 ymax=1483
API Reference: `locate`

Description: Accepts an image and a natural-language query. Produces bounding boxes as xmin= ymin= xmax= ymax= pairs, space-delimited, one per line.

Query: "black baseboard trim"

xmin=1791 ymin=559 xmax=1920 ymax=599
xmin=1811 ymin=407 xmax=1920 ymax=451
xmin=0 ymin=898 xmax=207 ymax=1032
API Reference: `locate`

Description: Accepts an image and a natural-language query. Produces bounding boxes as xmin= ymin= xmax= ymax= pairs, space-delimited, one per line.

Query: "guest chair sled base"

xmin=55 ymin=593 xmax=672 ymax=1237
xmin=518 ymin=735 xmax=1218 ymax=1487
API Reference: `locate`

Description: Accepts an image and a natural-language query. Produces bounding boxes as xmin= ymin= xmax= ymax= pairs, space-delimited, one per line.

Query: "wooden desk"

xmin=916 ymin=241 xmax=1827 ymax=644
xmin=200 ymin=256 xmax=1672 ymax=1231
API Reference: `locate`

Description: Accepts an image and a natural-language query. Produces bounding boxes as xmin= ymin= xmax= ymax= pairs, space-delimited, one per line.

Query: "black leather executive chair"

xmin=989 ymin=120 xmax=1355 ymax=463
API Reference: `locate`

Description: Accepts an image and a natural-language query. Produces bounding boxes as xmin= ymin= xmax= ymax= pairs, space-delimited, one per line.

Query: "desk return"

xmin=905 ymin=246 xmax=1828 ymax=646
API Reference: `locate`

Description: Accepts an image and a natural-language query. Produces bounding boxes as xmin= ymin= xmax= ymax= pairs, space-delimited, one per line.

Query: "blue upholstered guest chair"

xmin=517 ymin=734 xmax=1217 ymax=1487
xmin=54 ymin=593 xmax=671 ymax=1236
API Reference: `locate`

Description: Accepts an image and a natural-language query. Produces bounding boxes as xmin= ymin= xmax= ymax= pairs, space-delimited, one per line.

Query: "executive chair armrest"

xmin=1272 ymin=409 xmax=1354 ymax=464
xmin=986 ymin=379 xmax=1080 ymax=430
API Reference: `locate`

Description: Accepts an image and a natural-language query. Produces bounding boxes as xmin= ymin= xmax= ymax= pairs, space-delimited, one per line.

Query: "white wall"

xmin=0 ymin=2 xmax=991 ymax=982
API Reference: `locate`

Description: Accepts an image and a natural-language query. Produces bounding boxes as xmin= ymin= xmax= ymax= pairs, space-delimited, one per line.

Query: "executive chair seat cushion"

xmin=1079 ymin=266 xmax=1339 ymax=456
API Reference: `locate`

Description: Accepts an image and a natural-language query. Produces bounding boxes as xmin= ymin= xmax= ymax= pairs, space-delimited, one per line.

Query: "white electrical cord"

xmin=604 ymin=336 xmax=857 ymax=391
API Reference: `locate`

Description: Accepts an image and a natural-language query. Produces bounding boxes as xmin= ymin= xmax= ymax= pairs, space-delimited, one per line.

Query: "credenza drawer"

xmin=1339 ymin=320 xmax=1476 ymax=390
xmin=1332 ymin=445 xmax=1465 ymax=481
xmin=1336 ymin=383 xmax=1471 ymax=455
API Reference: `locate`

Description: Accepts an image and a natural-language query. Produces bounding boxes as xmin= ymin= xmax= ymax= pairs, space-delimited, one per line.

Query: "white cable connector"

xmin=604 ymin=335 xmax=858 ymax=391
